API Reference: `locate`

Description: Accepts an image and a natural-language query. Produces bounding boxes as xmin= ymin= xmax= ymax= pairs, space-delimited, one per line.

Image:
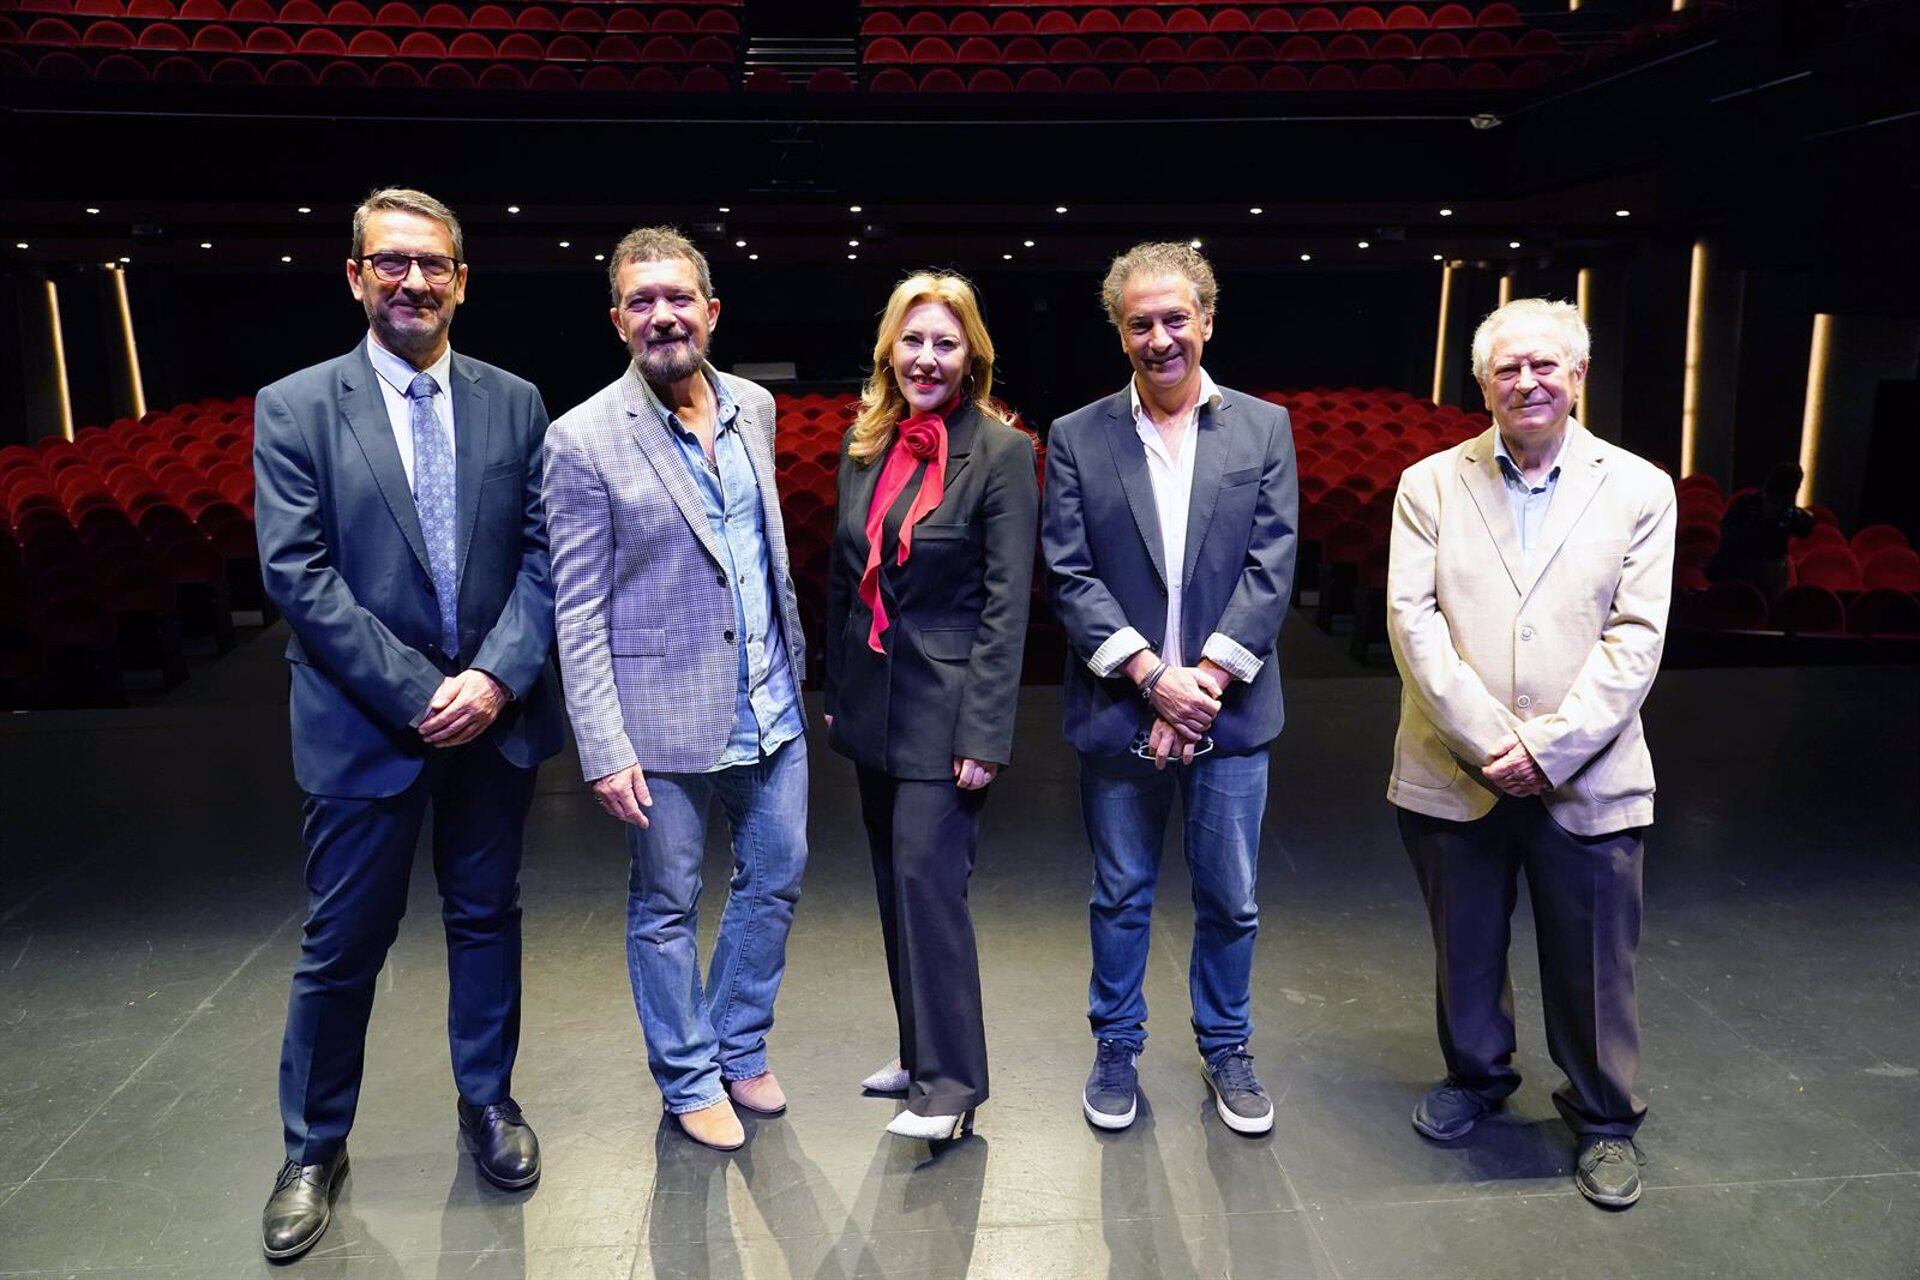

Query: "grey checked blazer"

xmin=544 ymin=362 xmax=806 ymax=780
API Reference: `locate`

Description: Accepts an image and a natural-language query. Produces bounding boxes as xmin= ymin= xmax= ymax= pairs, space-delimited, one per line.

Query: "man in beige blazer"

xmin=1386 ymin=298 xmax=1676 ymax=1210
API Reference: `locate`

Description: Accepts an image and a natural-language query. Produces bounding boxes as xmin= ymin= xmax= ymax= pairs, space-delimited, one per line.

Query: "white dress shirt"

xmin=1085 ymin=369 xmax=1266 ymax=686
xmin=365 ymin=334 xmax=456 ymax=492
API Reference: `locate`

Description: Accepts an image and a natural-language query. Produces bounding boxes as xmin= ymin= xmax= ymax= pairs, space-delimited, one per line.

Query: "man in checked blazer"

xmin=1387 ymin=298 xmax=1676 ymax=1210
xmin=543 ymin=226 xmax=807 ymax=1152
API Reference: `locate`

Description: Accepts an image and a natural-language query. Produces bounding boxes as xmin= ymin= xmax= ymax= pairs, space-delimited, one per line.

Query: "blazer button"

xmin=1516 ymin=694 xmax=1532 ymax=709
xmin=1520 ymin=625 xmax=1535 ymax=641
xmin=724 ymin=629 xmax=736 ymax=642
xmin=717 ymin=573 xmax=728 ymax=586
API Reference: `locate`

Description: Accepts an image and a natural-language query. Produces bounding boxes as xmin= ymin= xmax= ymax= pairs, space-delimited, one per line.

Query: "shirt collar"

xmin=366 ymin=334 xmax=453 ymax=401
xmin=1128 ymin=367 xmax=1221 ymax=427
xmin=654 ymin=364 xmax=739 ymax=439
xmin=1493 ymin=425 xmax=1567 ymax=487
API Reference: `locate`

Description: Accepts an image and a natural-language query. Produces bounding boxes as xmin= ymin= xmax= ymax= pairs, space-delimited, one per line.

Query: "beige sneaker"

xmin=675 ymin=1098 xmax=745 ymax=1150
xmin=726 ymin=1071 xmax=787 ymax=1116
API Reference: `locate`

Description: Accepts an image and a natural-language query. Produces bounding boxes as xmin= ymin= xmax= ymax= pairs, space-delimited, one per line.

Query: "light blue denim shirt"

xmin=659 ymin=372 xmax=803 ymax=769
xmin=1493 ymin=429 xmax=1565 ymax=572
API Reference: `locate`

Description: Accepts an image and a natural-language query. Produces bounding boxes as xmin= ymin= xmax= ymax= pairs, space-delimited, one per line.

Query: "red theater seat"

xmin=859 ymin=13 xmax=901 ymax=38
xmin=1325 ymin=32 xmax=1369 ymax=59
xmin=1848 ymin=589 xmax=1920 ymax=637
xmin=918 ymin=67 xmax=964 ymax=91
xmin=279 ymin=0 xmax=321 ymax=23
xmin=1002 ymin=36 xmax=1042 ymax=62
xmin=152 ymin=53 xmax=204 ymax=78
xmin=421 ymin=3 xmax=463 ymax=28
xmin=208 ymin=54 xmax=260 ymax=81
xmin=514 ymin=5 xmax=557 ymax=31
xmin=907 ymin=36 xmax=952 ymax=64
xmin=1210 ymin=64 xmax=1255 ymax=90
xmin=949 ymin=12 xmax=987 ymax=36
xmin=545 ymin=34 xmax=589 ymax=60
xmin=1769 ymin=586 xmax=1847 ymax=636
xmin=1793 ymin=546 xmax=1862 ymax=592
xmin=867 ymin=66 xmax=913 ymax=91
xmin=346 ymin=28 xmax=396 ymax=56
xmin=467 ymin=4 xmax=509 ymax=29
xmin=650 ymin=9 xmax=693 ymax=35
xmin=526 ymin=62 xmax=573 ymax=89
xmin=324 ymin=0 xmax=371 ymax=25
xmin=137 ymin=22 xmax=188 ymax=47
xmin=1253 ymin=9 xmax=1295 ymax=33
xmin=295 ymin=26 xmax=347 ymax=53
xmin=1515 ymin=28 xmax=1562 ymax=55
xmin=1851 ymin=524 xmax=1910 ymax=558
xmin=447 ymin=31 xmax=491 ymax=58
xmin=1298 ymin=8 xmax=1338 ymax=32
xmin=1079 ymin=10 xmax=1120 ymax=36
xmin=1167 ymin=7 xmax=1206 ymax=35
xmin=967 ymin=66 xmax=1013 ymax=92
xmin=397 ymin=30 xmax=445 ymax=57
xmin=1863 ymin=547 xmax=1920 ymax=592
xmin=1478 ymin=3 xmax=1522 ymax=27
xmin=371 ymin=1 xmax=417 ymax=27
xmin=1675 ymin=581 xmax=1767 ymax=631
xmin=1433 ymin=5 xmax=1475 ymax=28
xmin=866 ymin=36 xmax=906 ymax=63
xmin=808 ymin=66 xmax=853 ymax=91
xmin=1280 ymin=35 xmax=1323 ymax=61
xmin=26 ymin=18 xmax=81 ymax=44
xmin=1345 ymin=6 xmax=1385 ymax=30
xmin=679 ymin=65 xmax=728 ymax=91
xmin=1113 ymin=65 xmax=1157 ymax=91
xmin=1466 ymin=30 xmax=1513 ymax=57
xmin=1064 ymin=67 xmax=1111 ymax=92
xmin=954 ymin=36 xmax=997 ymax=63
xmin=1013 ymin=66 xmax=1061 ymax=92
xmin=903 ymin=12 xmax=942 ymax=35
xmin=991 ymin=12 xmax=1031 ymax=36
xmin=473 ymin=61 xmax=520 ymax=87
xmin=1140 ymin=35 xmax=1181 ymax=62
xmin=495 ymin=32 xmax=542 ymax=58
xmin=1419 ymin=31 xmax=1465 ymax=57
xmin=1260 ymin=64 xmax=1307 ymax=90
xmin=81 ymin=18 xmax=134 ymax=44
xmin=1035 ymin=12 xmax=1073 ymax=37
xmin=425 ymin=59 xmax=474 ymax=87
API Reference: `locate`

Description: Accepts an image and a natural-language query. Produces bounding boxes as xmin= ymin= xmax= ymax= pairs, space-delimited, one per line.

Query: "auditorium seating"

xmin=1 ymin=396 xmax=261 ymax=707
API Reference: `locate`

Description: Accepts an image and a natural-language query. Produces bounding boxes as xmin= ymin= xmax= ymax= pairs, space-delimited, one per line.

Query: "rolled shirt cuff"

xmin=1201 ymin=631 xmax=1263 ymax=683
xmin=1089 ymin=627 xmax=1151 ymax=679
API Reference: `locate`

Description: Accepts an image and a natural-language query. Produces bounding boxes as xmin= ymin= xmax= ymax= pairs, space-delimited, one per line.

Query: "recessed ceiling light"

xmin=119 ymin=256 xmax=130 ymax=263
xmin=506 ymin=205 xmax=521 ymax=214
xmin=1249 ymin=207 xmax=1263 ymax=215
xmin=85 ymin=206 xmax=100 ymax=215
xmin=748 ymin=253 xmax=759 ymax=260
xmin=1189 ymin=239 xmax=1202 ymax=249
xmin=718 ymin=206 xmax=731 ymax=213
xmin=848 ymin=239 xmax=860 ymax=247
xmin=1023 ymin=239 xmax=1035 ymax=248
xmin=1300 ymin=253 xmax=1312 ymax=261
xmin=1439 ymin=208 xmax=1454 ymax=217
xmin=849 ymin=204 xmax=863 ymax=213
xmin=200 ymin=242 xmax=212 ymax=249
xmin=558 ymin=240 xmax=570 ymax=248
xmin=1615 ymin=209 xmax=1631 ymax=217
xmin=1433 ymin=254 xmax=1444 ymax=261
xmin=847 ymin=253 xmax=857 ymax=261
xmin=1003 ymin=253 xmax=1013 ymax=260
xmin=1054 ymin=205 xmax=1068 ymax=214
xmin=594 ymin=253 xmax=605 ymax=261
xmin=735 ymin=239 xmax=746 ymax=248
xmin=1357 ymin=240 xmax=1370 ymax=249
xmin=14 ymin=242 xmax=27 ymax=250
xmin=280 ymin=255 xmax=292 ymax=263
xmin=1509 ymin=240 xmax=1522 ymax=249
xmin=296 ymin=206 xmax=312 ymax=214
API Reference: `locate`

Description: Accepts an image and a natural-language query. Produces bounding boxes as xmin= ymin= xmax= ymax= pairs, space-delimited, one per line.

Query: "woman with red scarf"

xmin=824 ymin=272 xmax=1039 ymax=1143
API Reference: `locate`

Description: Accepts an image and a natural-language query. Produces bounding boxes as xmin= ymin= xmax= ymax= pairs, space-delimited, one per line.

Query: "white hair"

xmin=1470 ymin=298 xmax=1589 ymax=383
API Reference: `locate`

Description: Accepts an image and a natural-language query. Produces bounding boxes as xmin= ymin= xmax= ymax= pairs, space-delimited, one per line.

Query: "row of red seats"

xmin=864 ymin=59 xmax=1552 ymax=91
xmin=861 ymin=3 xmax=1527 ymax=36
xmin=11 ymin=20 xmax=734 ymax=59
xmin=1668 ymin=471 xmax=1919 ymax=595
xmin=13 ymin=0 xmax=741 ymax=31
xmin=1675 ymin=583 xmax=1920 ymax=638
xmin=2 ymin=46 xmax=735 ymax=85
xmin=865 ymin=28 xmax=1559 ymax=62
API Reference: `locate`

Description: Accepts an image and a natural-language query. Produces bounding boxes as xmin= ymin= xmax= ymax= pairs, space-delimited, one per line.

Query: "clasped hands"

xmin=822 ymin=714 xmax=998 ymax=792
xmin=417 ymin=670 xmax=507 ymax=748
xmin=1128 ymin=652 xmax=1226 ymax=770
xmin=1483 ymin=730 xmax=1548 ymax=797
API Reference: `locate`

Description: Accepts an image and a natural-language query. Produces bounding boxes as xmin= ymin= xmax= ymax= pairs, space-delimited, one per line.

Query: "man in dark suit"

xmin=1042 ymin=242 xmax=1298 ymax=1137
xmin=253 ymin=188 xmax=563 ymax=1260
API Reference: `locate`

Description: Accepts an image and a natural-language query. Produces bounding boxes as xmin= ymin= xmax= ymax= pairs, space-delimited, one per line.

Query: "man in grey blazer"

xmin=544 ymin=226 xmax=807 ymax=1152
xmin=1387 ymin=298 xmax=1676 ymax=1209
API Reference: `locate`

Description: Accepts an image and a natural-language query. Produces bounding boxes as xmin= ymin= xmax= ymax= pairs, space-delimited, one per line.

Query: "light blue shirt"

xmin=364 ymin=335 xmax=455 ymax=493
xmin=1493 ymin=430 xmax=1565 ymax=571
xmin=658 ymin=371 xmax=803 ymax=770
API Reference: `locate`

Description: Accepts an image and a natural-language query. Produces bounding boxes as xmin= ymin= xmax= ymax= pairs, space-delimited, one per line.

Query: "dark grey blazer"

xmin=824 ymin=403 xmax=1039 ymax=779
xmin=1042 ymin=385 xmax=1298 ymax=757
xmin=253 ymin=339 xmax=564 ymax=799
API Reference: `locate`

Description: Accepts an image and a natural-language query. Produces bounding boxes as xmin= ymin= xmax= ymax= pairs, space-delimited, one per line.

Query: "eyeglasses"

xmin=359 ymin=252 xmax=462 ymax=285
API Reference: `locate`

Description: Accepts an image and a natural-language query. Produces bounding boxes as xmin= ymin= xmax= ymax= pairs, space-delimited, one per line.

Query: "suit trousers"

xmin=1398 ymin=796 xmax=1647 ymax=1138
xmin=856 ymin=766 xmax=989 ymax=1117
xmin=279 ymin=741 xmax=537 ymax=1163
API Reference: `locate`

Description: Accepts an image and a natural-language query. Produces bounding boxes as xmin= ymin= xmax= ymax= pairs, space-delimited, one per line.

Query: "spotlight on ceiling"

xmin=735 ymin=239 xmax=746 ymax=248
xmin=1358 ymin=240 xmax=1370 ymax=249
xmin=297 ymin=206 xmax=312 ymax=214
xmin=1054 ymin=205 xmax=1069 ymax=214
xmin=1249 ymin=207 xmax=1263 ymax=215
xmin=558 ymin=240 xmax=570 ymax=248
xmin=1615 ymin=209 xmax=1632 ymax=218
xmin=1439 ymin=208 xmax=1454 ymax=217
xmin=280 ymin=255 xmax=292 ymax=263
xmin=1300 ymin=253 xmax=1312 ymax=262
xmin=748 ymin=253 xmax=759 ymax=260
xmin=85 ymin=206 xmax=100 ymax=215
xmin=849 ymin=204 xmax=863 ymax=213
xmin=1509 ymin=240 xmax=1522 ymax=249
xmin=506 ymin=205 xmax=521 ymax=214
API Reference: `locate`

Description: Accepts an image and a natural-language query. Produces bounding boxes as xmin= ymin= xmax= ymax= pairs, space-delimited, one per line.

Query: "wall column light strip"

xmin=111 ymin=265 xmax=148 ymax=420
xmin=1680 ymin=239 xmax=1709 ymax=477
xmin=1498 ymin=272 xmax=1513 ymax=309
xmin=1430 ymin=263 xmax=1454 ymax=405
xmin=1575 ymin=266 xmax=1592 ymax=424
xmin=45 ymin=279 xmax=75 ymax=442
xmin=1796 ymin=313 xmax=1833 ymax=508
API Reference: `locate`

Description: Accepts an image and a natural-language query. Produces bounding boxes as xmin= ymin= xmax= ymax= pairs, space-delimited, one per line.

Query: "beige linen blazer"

xmin=1385 ymin=421 xmax=1676 ymax=836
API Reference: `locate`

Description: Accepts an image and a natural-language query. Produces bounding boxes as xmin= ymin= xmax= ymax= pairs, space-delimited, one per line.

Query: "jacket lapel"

xmin=338 ymin=342 xmax=432 ymax=579
xmin=1180 ymin=394 xmax=1229 ymax=588
xmin=1103 ymin=392 xmax=1168 ymax=588
xmin=450 ymin=354 xmax=491 ymax=577
xmin=1517 ymin=421 xmax=1607 ymax=601
xmin=1458 ymin=428 xmax=1527 ymax=597
xmin=937 ymin=402 xmax=980 ymax=502
xmin=623 ymin=364 xmax=726 ymax=569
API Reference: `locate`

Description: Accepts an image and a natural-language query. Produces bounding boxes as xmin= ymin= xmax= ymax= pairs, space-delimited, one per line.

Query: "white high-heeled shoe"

xmin=861 ymin=1059 xmax=909 ymax=1093
xmin=885 ymin=1108 xmax=977 ymax=1142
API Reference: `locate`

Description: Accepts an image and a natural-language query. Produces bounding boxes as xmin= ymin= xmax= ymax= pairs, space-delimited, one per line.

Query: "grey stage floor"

xmin=1 ymin=621 xmax=1917 ymax=1279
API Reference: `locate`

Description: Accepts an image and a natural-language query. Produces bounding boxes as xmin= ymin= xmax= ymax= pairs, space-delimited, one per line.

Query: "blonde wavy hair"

xmin=849 ymin=272 xmax=1004 ymax=464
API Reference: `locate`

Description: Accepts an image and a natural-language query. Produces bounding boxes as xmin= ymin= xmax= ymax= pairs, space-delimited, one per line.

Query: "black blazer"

xmin=824 ymin=403 xmax=1040 ymax=779
xmin=1042 ymin=385 xmax=1298 ymax=758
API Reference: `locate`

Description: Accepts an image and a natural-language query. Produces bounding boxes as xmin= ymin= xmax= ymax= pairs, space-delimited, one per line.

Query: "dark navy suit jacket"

xmin=254 ymin=340 xmax=564 ymax=798
xmin=1042 ymin=385 xmax=1298 ymax=757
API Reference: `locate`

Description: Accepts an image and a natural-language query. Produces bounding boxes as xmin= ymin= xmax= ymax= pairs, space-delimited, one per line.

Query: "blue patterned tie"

xmin=407 ymin=371 xmax=460 ymax=658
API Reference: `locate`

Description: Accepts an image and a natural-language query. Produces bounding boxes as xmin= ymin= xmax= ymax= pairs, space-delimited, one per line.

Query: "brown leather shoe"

xmin=675 ymin=1098 xmax=745 ymax=1150
xmin=726 ymin=1071 xmax=787 ymax=1116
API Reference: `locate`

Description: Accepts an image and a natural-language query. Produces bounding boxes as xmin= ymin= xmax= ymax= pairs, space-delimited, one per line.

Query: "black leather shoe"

xmin=1574 ymin=1136 xmax=1645 ymax=1209
xmin=458 ymin=1097 xmax=540 ymax=1190
xmin=262 ymin=1147 xmax=347 ymax=1261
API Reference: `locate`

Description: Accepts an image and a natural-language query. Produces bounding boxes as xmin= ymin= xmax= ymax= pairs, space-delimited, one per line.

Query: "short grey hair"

xmin=351 ymin=187 xmax=463 ymax=260
xmin=1100 ymin=241 xmax=1218 ymax=329
xmin=607 ymin=225 xmax=712 ymax=304
xmin=1470 ymin=298 xmax=1590 ymax=382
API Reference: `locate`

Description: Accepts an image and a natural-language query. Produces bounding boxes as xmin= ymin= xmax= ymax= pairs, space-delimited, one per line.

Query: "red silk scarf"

xmin=857 ymin=407 xmax=951 ymax=653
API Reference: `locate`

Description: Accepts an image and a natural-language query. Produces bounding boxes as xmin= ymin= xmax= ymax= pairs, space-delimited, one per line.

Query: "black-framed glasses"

xmin=359 ymin=252 xmax=462 ymax=285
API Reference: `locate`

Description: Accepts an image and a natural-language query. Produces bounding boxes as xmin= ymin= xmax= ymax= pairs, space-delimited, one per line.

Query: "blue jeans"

xmin=1080 ymin=746 xmax=1269 ymax=1058
xmin=623 ymin=737 xmax=808 ymax=1113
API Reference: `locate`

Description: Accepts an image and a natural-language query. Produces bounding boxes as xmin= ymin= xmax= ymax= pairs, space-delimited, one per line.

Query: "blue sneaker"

xmin=1202 ymin=1045 xmax=1274 ymax=1135
xmin=1083 ymin=1039 xmax=1139 ymax=1130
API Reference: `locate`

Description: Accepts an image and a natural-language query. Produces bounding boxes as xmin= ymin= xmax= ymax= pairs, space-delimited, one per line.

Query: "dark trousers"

xmin=856 ymin=765 xmax=989 ymax=1117
xmin=278 ymin=742 xmax=538 ymax=1163
xmin=1398 ymin=797 xmax=1647 ymax=1138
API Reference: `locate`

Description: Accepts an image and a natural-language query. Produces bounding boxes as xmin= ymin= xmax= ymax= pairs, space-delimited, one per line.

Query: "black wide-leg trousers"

xmin=1398 ymin=796 xmax=1647 ymax=1138
xmin=856 ymin=765 xmax=989 ymax=1118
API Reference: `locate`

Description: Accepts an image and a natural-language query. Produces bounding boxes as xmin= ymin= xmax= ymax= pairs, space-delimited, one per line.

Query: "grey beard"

xmin=637 ymin=339 xmax=704 ymax=386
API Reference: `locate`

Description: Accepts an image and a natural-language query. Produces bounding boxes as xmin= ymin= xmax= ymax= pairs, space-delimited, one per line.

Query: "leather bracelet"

xmin=1140 ymin=658 xmax=1170 ymax=699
